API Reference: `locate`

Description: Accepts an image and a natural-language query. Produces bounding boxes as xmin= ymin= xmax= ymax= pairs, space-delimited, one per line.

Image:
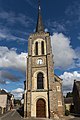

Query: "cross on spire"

xmin=36 ymin=0 xmax=44 ymax=33
xmin=38 ymin=0 xmax=41 ymax=10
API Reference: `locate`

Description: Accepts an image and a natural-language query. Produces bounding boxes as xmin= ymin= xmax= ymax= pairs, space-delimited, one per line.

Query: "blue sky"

xmin=0 ymin=0 xmax=80 ymax=99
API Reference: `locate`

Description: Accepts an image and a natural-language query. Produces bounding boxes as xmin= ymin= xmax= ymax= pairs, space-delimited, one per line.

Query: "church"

xmin=24 ymin=1 xmax=64 ymax=118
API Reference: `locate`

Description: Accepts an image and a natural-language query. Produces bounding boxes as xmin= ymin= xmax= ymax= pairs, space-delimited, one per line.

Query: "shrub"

xmin=65 ymin=110 xmax=70 ymax=116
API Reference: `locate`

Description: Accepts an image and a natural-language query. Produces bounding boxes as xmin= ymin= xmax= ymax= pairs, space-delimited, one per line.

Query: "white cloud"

xmin=0 ymin=46 xmax=28 ymax=84
xmin=0 ymin=46 xmax=27 ymax=72
xmin=0 ymin=79 xmax=6 ymax=84
xmin=11 ymin=88 xmax=24 ymax=99
xmin=0 ymin=28 xmax=27 ymax=41
xmin=46 ymin=20 xmax=66 ymax=33
xmin=59 ymin=71 xmax=80 ymax=95
xmin=0 ymin=71 xmax=21 ymax=82
xmin=65 ymin=1 xmax=80 ymax=23
xmin=75 ymin=47 xmax=80 ymax=67
xmin=0 ymin=11 xmax=33 ymax=27
xmin=75 ymin=47 xmax=80 ymax=58
xmin=45 ymin=28 xmax=48 ymax=32
xmin=51 ymin=33 xmax=76 ymax=69
xmin=6 ymin=81 xmax=10 ymax=84
xmin=25 ymin=0 xmax=36 ymax=9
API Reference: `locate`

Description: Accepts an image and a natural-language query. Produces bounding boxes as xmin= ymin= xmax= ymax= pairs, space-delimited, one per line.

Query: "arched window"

xmin=35 ymin=42 xmax=38 ymax=55
xmin=41 ymin=41 xmax=44 ymax=55
xmin=37 ymin=72 xmax=44 ymax=89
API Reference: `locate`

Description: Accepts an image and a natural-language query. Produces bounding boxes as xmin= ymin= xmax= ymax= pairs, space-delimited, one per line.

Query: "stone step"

xmin=24 ymin=118 xmax=53 ymax=120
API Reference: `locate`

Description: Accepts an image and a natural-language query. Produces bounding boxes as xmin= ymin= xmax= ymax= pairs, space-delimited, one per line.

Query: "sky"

xmin=0 ymin=0 xmax=80 ymax=99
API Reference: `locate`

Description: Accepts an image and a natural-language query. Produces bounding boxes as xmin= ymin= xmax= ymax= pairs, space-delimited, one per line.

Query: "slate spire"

xmin=36 ymin=0 xmax=44 ymax=32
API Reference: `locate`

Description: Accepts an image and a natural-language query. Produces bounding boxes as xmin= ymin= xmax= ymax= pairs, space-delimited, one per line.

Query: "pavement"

xmin=0 ymin=110 xmax=80 ymax=120
xmin=0 ymin=109 xmax=23 ymax=120
xmin=60 ymin=115 xmax=80 ymax=120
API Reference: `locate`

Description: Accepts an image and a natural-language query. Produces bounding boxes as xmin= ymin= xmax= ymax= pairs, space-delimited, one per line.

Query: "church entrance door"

xmin=36 ymin=99 xmax=46 ymax=118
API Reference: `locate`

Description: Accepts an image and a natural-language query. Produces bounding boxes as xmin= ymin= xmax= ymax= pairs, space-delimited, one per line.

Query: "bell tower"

xmin=24 ymin=0 xmax=64 ymax=118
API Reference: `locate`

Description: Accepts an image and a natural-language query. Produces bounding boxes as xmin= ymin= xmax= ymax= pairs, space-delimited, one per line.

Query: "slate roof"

xmin=0 ymin=89 xmax=7 ymax=95
xmin=0 ymin=89 xmax=14 ymax=101
xmin=36 ymin=2 xmax=44 ymax=32
xmin=75 ymin=81 xmax=80 ymax=91
xmin=54 ymin=74 xmax=62 ymax=83
xmin=64 ymin=97 xmax=73 ymax=104
xmin=74 ymin=80 xmax=80 ymax=97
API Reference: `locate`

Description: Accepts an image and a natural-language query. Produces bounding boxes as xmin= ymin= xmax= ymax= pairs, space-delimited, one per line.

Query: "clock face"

xmin=37 ymin=59 xmax=43 ymax=65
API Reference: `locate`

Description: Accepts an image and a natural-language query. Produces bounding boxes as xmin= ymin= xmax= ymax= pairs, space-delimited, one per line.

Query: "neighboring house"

xmin=0 ymin=89 xmax=14 ymax=114
xmin=64 ymin=97 xmax=73 ymax=112
xmin=73 ymin=80 xmax=80 ymax=114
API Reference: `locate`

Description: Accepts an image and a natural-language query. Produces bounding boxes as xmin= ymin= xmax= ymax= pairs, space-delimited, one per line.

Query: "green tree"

xmin=66 ymin=92 xmax=73 ymax=98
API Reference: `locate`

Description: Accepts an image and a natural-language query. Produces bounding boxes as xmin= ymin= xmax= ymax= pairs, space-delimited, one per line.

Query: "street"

xmin=0 ymin=109 xmax=23 ymax=120
xmin=0 ymin=110 xmax=80 ymax=120
xmin=69 ymin=118 xmax=80 ymax=120
xmin=62 ymin=116 xmax=80 ymax=120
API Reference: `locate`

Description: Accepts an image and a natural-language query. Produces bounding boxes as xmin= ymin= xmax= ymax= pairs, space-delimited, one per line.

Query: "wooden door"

xmin=36 ymin=99 xmax=46 ymax=118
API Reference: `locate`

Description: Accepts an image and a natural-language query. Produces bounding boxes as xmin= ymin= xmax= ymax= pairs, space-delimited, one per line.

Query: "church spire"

xmin=36 ymin=0 xmax=44 ymax=33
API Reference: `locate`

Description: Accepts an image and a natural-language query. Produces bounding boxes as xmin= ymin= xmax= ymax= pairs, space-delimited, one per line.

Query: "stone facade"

xmin=24 ymin=3 xmax=64 ymax=119
xmin=24 ymin=32 xmax=64 ymax=118
xmin=73 ymin=80 xmax=80 ymax=114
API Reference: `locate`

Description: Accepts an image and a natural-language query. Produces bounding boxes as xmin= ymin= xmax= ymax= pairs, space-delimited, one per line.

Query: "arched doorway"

xmin=36 ymin=99 xmax=46 ymax=118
